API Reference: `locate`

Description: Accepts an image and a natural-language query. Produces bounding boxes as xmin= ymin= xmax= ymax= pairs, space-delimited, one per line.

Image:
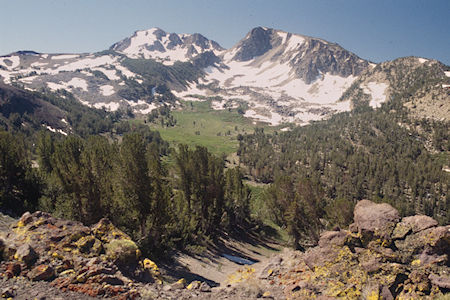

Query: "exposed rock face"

xmin=292 ymin=38 xmax=368 ymax=84
xmin=231 ymin=26 xmax=368 ymax=83
xmin=233 ymin=200 xmax=449 ymax=299
xmin=232 ymin=27 xmax=274 ymax=61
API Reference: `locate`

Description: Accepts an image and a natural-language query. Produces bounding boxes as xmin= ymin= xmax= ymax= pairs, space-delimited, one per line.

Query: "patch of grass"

xmin=147 ymin=100 xmax=277 ymax=155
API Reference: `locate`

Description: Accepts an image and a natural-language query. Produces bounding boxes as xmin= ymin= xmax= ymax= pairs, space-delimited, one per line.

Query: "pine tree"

xmin=0 ymin=131 xmax=40 ymax=215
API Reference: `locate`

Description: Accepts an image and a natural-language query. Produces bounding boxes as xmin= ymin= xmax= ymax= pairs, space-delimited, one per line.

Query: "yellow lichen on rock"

xmin=187 ymin=280 xmax=201 ymax=290
xmin=143 ymin=258 xmax=159 ymax=273
xmin=411 ymin=259 xmax=421 ymax=266
xmin=227 ymin=266 xmax=255 ymax=284
xmin=367 ymin=290 xmax=380 ymax=300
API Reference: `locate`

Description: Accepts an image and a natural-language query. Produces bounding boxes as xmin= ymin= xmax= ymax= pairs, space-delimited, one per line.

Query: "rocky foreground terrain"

xmin=0 ymin=200 xmax=449 ymax=299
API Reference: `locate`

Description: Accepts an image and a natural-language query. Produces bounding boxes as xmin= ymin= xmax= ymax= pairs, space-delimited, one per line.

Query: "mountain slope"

xmin=0 ymin=83 xmax=120 ymax=137
xmin=0 ymin=26 xmax=448 ymax=126
xmin=340 ymin=56 xmax=450 ymax=121
xmin=0 ymin=28 xmax=225 ymax=115
xmin=175 ymin=27 xmax=371 ymax=125
xmin=0 ymin=83 xmax=70 ymax=134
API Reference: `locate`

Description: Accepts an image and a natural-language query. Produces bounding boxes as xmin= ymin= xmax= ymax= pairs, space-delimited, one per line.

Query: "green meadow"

xmin=147 ymin=100 xmax=278 ymax=155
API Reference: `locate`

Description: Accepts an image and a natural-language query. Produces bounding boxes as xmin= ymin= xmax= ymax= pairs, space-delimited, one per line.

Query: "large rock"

xmin=429 ymin=273 xmax=450 ymax=289
xmin=0 ymin=212 xmax=161 ymax=299
xmin=28 ymin=264 xmax=55 ymax=281
xmin=14 ymin=244 xmax=38 ymax=265
xmin=318 ymin=230 xmax=348 ymax=248
xmin=0 ymin=238 xmax=4 ymax=259
xmin=353 ymin=200 xmax=400 ymax=242
xmin=392 ymin=215 xmax=438 ymax=239
xmin=395 ymin=225 xmax=450 ymax=264
xmin=252 ymin=200 xmax=449 ymax=300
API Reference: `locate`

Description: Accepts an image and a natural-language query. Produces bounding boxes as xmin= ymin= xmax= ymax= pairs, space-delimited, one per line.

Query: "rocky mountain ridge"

xmin=175 ymin=26 xmax=371 ymax=125
xmin=340 ymin=56 xmax=450 ymax=120
xmin=110 ymin=27 xmax=224 ymax=64
xmin=0 ymin=27 xmax=449 ymax=127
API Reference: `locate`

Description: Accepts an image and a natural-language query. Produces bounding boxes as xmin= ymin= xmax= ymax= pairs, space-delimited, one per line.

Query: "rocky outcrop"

xmin=1 ymin=201 xmax=448 ymax=299
xmin=232 ymin=27 xmax=274 ymax=62
xmin=292 ymin=38 xmax=369 ymax=84
xmin=234 ymin=199 xmax=449 ymax=299
xmin=0 ymin=211 xmax=159 ymax=299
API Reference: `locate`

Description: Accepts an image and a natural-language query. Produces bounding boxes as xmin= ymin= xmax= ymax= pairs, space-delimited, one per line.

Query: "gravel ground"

xmin=1 ymin=275 xmax=98 ymax=300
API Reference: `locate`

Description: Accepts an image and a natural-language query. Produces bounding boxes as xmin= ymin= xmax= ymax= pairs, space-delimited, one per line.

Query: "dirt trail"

xmin=159 ymin=234 xmax=284 ymax=287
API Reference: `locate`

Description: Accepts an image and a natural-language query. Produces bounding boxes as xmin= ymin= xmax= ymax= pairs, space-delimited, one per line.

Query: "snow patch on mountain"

xmin=285 ymin=34 xmax=305 ymax=52
xmin=46 ymin=81 xmax=67 ymax=91
xmin=100 ymin=85 xmax=115 ymax=96
xmin=92 ymin=102 xmax=120 ymax=111
xmin=51 ymin=54 xmax=80 ymax=60
xmin=54 ymin=55 xmax=116 ymax=73
xmin=68 ymin=77 xmax=88 ymax=91
xmin=114 ymin=64 xmax=137 ymax=78
xmin=362 ymin=82 xmax=388 ymax=108
xmin=0 ymin=56 xmax=20 ymax=69
xmin=92 ymin=67 xmax=120 ymax=80
xmin=44 ymin=125 xmax=67 ymax=136
xmin=137 ymin=102 xmax=158 ymax=114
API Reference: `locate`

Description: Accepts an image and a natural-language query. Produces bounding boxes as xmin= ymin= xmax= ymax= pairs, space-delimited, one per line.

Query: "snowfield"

xmin=51 ymin=54 xmax=80 ymax=60
xmin=67 ymin=78 xmax=88 ymax=91
xmin=362 ymin=82 xmax=388 ymax=108
xmin=99 ymin=85 xmax=115 ymax=96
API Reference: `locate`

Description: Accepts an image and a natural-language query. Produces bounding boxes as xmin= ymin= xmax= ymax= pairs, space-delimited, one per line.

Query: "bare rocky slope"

xmin=1 ymin=199 xmax=448 ymax=299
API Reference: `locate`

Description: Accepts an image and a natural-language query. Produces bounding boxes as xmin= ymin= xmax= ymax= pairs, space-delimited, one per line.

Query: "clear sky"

xmin=1 ymin=0 xmax=449 ymax=64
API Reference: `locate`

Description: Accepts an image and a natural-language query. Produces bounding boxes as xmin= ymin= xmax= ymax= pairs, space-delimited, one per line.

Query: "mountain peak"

xmin=231 ymin=27 xmax=274 ymax=61
xmin=110 ymin=28 xmax=223 ymax=64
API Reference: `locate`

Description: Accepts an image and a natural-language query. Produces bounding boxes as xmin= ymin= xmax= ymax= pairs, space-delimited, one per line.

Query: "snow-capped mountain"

xmin=175 ymin=27 xmax=370 ymax=124
xmin=0 ymin=27 xmax=448 ymax=125
xmin=110 ymin=27 xmax=224 ymax=65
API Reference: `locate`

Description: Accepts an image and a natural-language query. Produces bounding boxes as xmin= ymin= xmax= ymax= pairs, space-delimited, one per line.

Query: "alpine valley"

xmin=0 ymin=27 xmax=449 ymax=300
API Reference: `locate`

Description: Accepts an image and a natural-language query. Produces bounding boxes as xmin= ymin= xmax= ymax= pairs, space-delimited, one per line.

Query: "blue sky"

xmin=1 ymin=0 xmax=449 ymax=64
